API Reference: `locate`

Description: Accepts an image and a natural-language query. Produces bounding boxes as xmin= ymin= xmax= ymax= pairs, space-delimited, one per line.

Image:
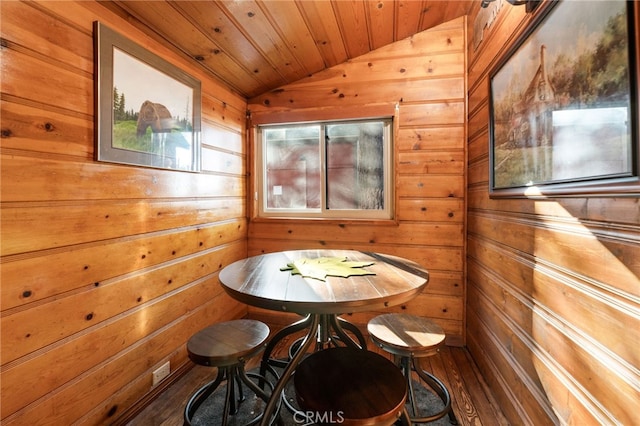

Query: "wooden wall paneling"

xmin=201 ymin=145 xmax=244 ymax=174
xmin=396 ymin=175 xmax=464 ymax=198
xmin=248 ymin=222 xmax=462 ymax=246
xmin=468 ymin=190 xmax=640 ymax=227
xmin=467 ymin=131 xmax=489 ymax=172
xmin=77 ymin=293 xmax=242 ymax=425
xmin=284 ymin=78 xmax=462 ymax=109
xmin=344 ymin=293 xmax=463 ymax=323
xmin=2 ymin=47 xmax=93 ymax=115
xmin=467 ymin=101 xmax=488 ymax=140
xmin=399 ymin=102 xmax=465 ymax=126
xmin=2 ymin=273 xmax=222 ymax=416
xmin=466 ymin=2 xmax=528 ymax=93
xmin=368 ymin=16 xmax=465 ymax=59
xmin=0 ymin=101 xmax=93 ymax=158
xmin=248 ymin=18 xmax=465 ymax=112
xmin=465 ymin=296 xmax=559 ymax=425
xmin=74 ymin=2 xmax=247 ymax=111
xmin=534 ymin=226 xmax=639 ymax=297
xmin=469 ymin=271 xmax=628 ymax=425
xmin=245 ymin=10 xmax=469 ymax=350
xmin=470 ymin=212 xmax=640 ymax=298
xmin=425 ymin=270 xmax=464 ymax=296
xmin=396 ymin=126 xmax=465 ymax=151
xmin=1 ymin=198 xmax=245 ymax=255
xmin=467 ymin=159 xmax=488 ymax=190
xmin=1 ymin=1 xmax=249 ymax=423
xmin=202 ymin=121 xmax=244 ymax=153
xmin=2 ymin=243 xmax=247 ymax=363
xmin=530 ymin=313 xmax=639 ymax=425
xmin=467 ymin=76 xmax=487 ymax=118
xmin=3 ymin=290 xmax=244 ymax=425
xmin=201 ymin=93 xmax=246 ymax=133
xmin=0 ymin=1 xmax=93 ymax=73
xmin=396 ymin=198 xmax=464 ymax=222
xmin=466 ymin=0 xmax=640 ymax=424
xmin=1 ymin=154 xmax=245 ymax=202
xmin=1 ymin=220 xmax=247 ymax=310
xmin=250 ymin=74 xmax=463 ymax=114
xmin=464 ymin=310 xmax=526 ymax=424
xmin=397 ymin=150 xmax=465 ymax=174
xmin=270 ymin=54 xmax=465 ymax=88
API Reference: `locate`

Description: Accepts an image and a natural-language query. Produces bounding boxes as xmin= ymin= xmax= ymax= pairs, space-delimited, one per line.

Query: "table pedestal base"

xmin=257 ymin=313 xmax=366 ymax=425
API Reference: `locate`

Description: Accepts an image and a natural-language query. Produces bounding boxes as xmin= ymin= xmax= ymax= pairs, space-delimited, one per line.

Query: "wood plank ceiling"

xmin=106 ymin=1 xmax=473 ymax=99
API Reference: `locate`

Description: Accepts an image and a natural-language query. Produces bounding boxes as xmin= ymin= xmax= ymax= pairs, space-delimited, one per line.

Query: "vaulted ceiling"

xmin=105 ymin=1 xmax=474 ymax=99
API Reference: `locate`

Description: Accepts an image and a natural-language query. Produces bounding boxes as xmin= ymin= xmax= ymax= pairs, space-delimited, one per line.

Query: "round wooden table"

xmin=218 ymin=249 xmax=429 ymax=426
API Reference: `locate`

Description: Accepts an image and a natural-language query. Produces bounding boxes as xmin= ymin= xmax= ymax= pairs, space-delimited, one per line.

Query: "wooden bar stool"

xmin=368 ymin=314 xmax=457 ymax=424
xmin=294 ymin=346 xmax=409 ymax=426
xmin=184 ymin=319 xmax=274 ymax=426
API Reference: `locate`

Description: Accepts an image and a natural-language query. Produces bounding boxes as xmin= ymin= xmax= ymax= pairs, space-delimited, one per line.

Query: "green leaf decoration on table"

xmin=280 ymin=257 xmax=375 ymax=281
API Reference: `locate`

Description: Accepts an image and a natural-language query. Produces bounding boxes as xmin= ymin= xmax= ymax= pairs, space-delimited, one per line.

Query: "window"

xmin=256 ymin=118 xmax=393 ymax=219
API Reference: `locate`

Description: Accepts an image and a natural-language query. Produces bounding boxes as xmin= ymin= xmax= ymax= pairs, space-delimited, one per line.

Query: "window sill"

xmin=249 ymin=216 xmax=400 ymax=227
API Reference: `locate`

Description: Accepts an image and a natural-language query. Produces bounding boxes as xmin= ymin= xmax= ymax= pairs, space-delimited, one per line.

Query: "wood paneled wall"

xmin=466 ymin=2 xmax=640 ymax=425
xmin=1 ymin=1 xmax=248 ymax=424
xmin=247 ymin=17 xmax=467 ymax=346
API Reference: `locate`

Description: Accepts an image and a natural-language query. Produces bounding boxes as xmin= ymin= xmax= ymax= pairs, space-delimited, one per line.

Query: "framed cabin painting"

xmin=488 ymin=0 xmax=639 ymax=197
xmin=94 ymin=22 xmax=201 ymax=172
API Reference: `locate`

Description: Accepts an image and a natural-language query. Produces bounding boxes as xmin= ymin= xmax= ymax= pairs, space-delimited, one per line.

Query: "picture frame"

xmin=488 ymin=1 xmax=639 ymax=197
xmin=94 ymin=22 xmax=201 ymax=172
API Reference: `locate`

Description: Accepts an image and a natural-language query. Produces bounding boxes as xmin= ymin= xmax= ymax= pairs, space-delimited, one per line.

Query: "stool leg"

xmin=238 ymin=362 xmax=277 ymax=426
xmin=411 ymin=357 xmax=457 ymax=425
xmin=399 ymin=356 xmax=419 ymax=418
xmin=184 ymin=367 xmax=226 ymax=426
xmin=222 ymin=367 xmax=235 ymax=426
xmin=230 ymin=365 xmax=246 ymax=414
xmin=398 ymin=407 xmax=412 ymax=426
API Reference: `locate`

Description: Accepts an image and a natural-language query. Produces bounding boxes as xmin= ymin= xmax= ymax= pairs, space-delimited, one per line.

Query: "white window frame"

xmin=255 ymin=118 xmax=394 ymax=220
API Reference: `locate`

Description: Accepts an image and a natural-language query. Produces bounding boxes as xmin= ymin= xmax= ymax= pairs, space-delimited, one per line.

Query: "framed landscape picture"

xmin=94 ymin=22 xmax=201 ymax=172
xmin=488 ymin=0 xmax=638 ymax=197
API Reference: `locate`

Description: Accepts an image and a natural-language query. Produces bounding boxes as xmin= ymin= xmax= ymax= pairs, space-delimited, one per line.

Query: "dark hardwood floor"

xmin=125 ymin=318 xmax=508 ymax=426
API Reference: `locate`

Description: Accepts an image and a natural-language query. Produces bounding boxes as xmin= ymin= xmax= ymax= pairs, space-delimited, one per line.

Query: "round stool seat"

xmin=294 ymin=347 xmax=407 ymax=426
xmin=367 ymin=313 xmax=445 ymax=358
xmin=187 ymin=319 xmax=270 ymax=367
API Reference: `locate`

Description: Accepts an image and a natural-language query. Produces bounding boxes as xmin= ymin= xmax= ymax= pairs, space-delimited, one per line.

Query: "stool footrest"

xmin=407 ymin=358 xmax=457 ymax=424
xmin=183 ymin=365 xmax=274 ymax=426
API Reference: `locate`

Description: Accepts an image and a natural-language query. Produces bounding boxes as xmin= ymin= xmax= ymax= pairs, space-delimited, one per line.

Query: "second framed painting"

xmin=489 ymin=0 xmax=638 ymax=197
xmin=94 ymin=22 xmax=201 ymax=172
